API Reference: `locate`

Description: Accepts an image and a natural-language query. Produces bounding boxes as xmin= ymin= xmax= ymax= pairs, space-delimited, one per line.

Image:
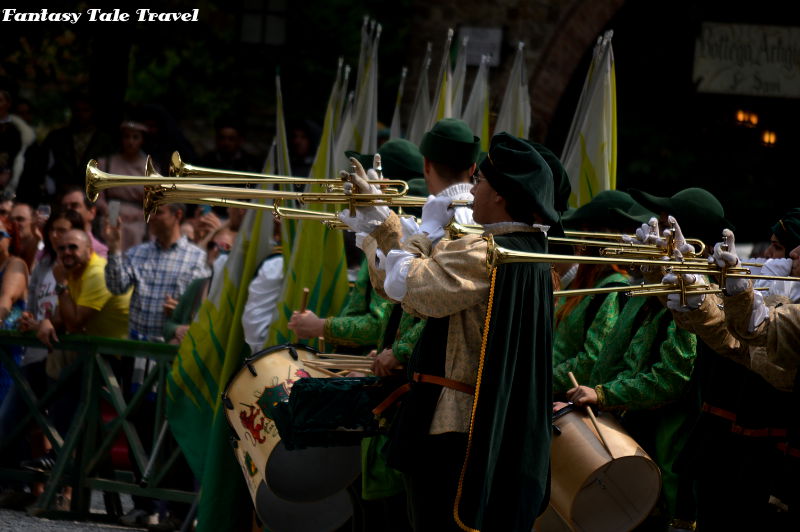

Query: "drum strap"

xmin=372 ymin=373 xmax=476 ymax=416
xmin=702 ymin=402 xmax=789 ymax=438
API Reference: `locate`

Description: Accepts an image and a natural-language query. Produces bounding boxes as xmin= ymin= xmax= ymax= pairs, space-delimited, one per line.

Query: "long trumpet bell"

xmin=85 ymin=155 xmax=408 ymax=204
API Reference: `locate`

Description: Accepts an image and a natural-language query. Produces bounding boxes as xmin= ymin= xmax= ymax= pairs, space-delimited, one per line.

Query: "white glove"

xmin=663 ymin=271 xmax=705 ymax=312
xmin=419 ymin=195 xmax=454 ymax=244
xmin=399 ymin=215 xmax=422 ymax=242
xmin=384 ymin=249 xmax=415 ymax=301
xmin=337 ymin=158 xmax=390 ymax=231
xmin=338 ymin=208 xmax=377 ymax=234
xmin=623 ymin=217 xmax=660 ymax=245
xmin=710 ymin=229 xmax=748 ymax=296
xmin=371 ymin=153 xmax=383 ymax=179
xmin=656 ymin=216 xmax=696 ymax=255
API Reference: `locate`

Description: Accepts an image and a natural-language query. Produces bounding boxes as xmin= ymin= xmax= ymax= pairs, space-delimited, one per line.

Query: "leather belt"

xmin=371 ymin=372 xmax=475 ymax=416
xmin=702 ymin=402 xmax=788 ymax=438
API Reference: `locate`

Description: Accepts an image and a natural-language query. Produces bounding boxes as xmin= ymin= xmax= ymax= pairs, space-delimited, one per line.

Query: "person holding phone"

xmin=96 ymin=121 xmax=149 ymax=251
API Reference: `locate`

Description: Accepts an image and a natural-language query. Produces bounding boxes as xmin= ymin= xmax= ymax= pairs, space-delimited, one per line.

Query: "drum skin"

xmin=223 ymin=344 xmax=361 ymax=505
xmin=231 ymin=443 xmax=353 ymax=532
xmin=536 ymin=406 xmax=661 ymax=532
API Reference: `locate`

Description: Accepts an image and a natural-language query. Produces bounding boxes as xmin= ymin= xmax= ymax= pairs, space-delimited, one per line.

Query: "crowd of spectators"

xmin=0 ymin=84 xmax=321 ymax=530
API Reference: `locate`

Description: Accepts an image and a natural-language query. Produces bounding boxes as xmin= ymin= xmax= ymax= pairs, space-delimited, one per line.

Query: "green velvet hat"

xmin=610 ymin=202 xmax=658 ymax=228
xmin=628 ymin=187 xmax=734 ymax=247
xmin=527 ymin=141 xmax=571 ymax=215
xmin=479 ymin=132 xmax=558 ymax=225
xmin=419 ymin=118 xmax=480 ymax=169
xmin=345 ymin=139 xmax=424 ymax=181
xmin=771 ymin=207 xmax=800 ymax=252
xmin=562 ymin=190 xmax=641 ymax=230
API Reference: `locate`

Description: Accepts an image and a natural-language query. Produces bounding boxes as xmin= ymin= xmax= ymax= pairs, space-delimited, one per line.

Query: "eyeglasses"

xmin=0 ymin=230 xmax=10 ymax=239
xmin=56 ymin=243 xmax=80 ymax=252
xmin=471 ymin=172 xmax=486 ymax=185
xmin=207 ymin=241 xmax=232 ymax=252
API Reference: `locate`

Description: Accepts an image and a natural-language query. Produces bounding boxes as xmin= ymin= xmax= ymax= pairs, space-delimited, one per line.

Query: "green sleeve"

xmin=599 ymin=311 xmax=697 ymax=410
xmin=391 ymin=314 xmax=426 ymax=364
xmin=324 ymin=287 xmax=392 ymax=347
xmin=552 ymin=291 xmax=622 ymax=393
xmin=338 ymin=260 xmax=371 ymax=318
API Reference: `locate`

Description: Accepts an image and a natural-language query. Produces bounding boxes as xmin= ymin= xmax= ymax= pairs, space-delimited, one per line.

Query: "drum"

xmin=223 ymin=344 xmax=361 ymax=504
xmin=231 ymin=442 xmax=353 ymax=532
xmin=535 ymin=405 xmax=661 ymax=532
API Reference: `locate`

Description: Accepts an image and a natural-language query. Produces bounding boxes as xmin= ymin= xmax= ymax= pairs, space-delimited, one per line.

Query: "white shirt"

xmin=436 ymin=182 xmax=475 ymax=225
xmin=241 ymin=255 xmax=284 ymax=354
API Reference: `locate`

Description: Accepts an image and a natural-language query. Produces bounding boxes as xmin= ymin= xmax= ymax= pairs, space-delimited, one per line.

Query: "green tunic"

xmin=552 ymin=271 xmax=628 ymax=392
xmin=323 ymin=258 xmax=391 ymax=348
xmin=583 ymin=297 xmax=697 ymax=517
xmin=589 ymin=299 xmax=696 ymax=409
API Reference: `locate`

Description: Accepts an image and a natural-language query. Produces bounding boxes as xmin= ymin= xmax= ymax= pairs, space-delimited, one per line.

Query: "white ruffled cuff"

xmin=383 ymin=249 xmax=414 ymax=301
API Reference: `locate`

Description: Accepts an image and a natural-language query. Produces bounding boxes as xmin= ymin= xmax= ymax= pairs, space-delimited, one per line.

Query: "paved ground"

xmin=0 ymin=492 xmax=146 ymax=532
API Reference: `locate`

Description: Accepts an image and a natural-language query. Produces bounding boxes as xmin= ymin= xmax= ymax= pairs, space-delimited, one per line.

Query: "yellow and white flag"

xmin=451 ymin=36 xmax=469 ymax=118
xmin=493 ymin=42 xmax=531 ymax=139
xmin=462 ymin=54 xmax=491 ymax=152
xmin=389 ymin=66 xmax=408 ymax=139
xmin=561 ymin=30 xmax=617 ymax=208
xmin=428 ymin=28 xmax=454 ymax=129
xmin=406 ymin=42 xmax=432 ymax=145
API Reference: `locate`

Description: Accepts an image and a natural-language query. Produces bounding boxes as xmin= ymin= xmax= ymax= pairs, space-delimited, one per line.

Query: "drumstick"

xmin=568 ymin=371 xmax=614 ymax=459
xmin=299 ymin=287 xmax=310 ymax=313
xmin=319 ymin=353 xmax=373 ymax=360
xmin=303 ymin=363 xmax=342 ymax=378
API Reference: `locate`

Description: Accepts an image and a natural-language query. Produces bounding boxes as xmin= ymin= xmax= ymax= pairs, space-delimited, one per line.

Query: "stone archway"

xmin=529 ymin=0 xmax=625 ymax=141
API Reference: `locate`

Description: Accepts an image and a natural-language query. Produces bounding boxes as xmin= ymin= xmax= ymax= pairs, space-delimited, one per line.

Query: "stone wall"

xmin=402 ymin=0 xmax=625 ymax=141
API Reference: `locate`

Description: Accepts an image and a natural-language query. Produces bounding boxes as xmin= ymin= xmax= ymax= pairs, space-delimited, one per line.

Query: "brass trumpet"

xmin=143 ymin=186 xmax=472 ymax=222
xmin=485 ymin=235 xmax=798 ymax=302
xmin=84 ymin=153 xmax=408 ymax=203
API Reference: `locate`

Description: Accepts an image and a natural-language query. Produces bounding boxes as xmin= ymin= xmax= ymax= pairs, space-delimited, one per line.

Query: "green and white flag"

xmin=562 ymin=30 xmax=617 ymax=208
xmin=166 ymin=192 xmax=275 ymax=532
xmin=462 ymin=54 xmax=491 ymax=152
xmin=267 ymin=61 xmax=351 ymax=349
xmin=493 ymin=41 xmax=531 ymax=139
xmin=406 ymin=42 xmax=432 ymax=145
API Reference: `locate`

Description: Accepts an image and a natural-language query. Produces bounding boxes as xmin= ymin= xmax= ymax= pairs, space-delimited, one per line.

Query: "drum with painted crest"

xmin=535 ymin=404 xmax=661 ymax=532
xmin=223 ymin=344 xmax=361 ymax=514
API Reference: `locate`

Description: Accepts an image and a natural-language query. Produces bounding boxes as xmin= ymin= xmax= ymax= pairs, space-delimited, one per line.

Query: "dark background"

xmin=2 ymin=0 xmax=798 ymax=242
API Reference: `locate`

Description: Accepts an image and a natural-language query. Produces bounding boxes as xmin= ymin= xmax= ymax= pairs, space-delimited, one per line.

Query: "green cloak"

xmin=456 ymin=231 xmax=553 ymax=531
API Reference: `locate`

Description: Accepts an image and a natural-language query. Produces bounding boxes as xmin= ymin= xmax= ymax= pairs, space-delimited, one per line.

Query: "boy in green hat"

xmin=417 ymin=118 xmax=480 ymax=224
xmin=340 ymin=132 xmax=556 ymax=531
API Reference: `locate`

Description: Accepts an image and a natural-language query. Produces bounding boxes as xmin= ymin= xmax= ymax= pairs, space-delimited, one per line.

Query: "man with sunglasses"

xmin=36 ymin=229 xmax=131 ymax=346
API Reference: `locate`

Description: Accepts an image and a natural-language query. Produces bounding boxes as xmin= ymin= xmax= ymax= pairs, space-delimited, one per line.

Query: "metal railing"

xmin=0 ymin=331 xmax=197 ymax=521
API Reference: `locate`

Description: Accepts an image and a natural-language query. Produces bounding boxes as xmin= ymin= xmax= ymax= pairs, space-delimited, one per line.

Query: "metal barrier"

xmin=0 ymin=331 xmax=197 ymax=521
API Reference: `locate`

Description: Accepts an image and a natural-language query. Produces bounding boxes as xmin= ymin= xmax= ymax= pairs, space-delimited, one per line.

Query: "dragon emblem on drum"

xmin=239 ymin=404 xmax=267 ymax=444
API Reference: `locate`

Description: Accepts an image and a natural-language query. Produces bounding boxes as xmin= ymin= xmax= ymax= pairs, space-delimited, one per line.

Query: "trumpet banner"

xmin=561 ymin=30 xmax=617 ymax=208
